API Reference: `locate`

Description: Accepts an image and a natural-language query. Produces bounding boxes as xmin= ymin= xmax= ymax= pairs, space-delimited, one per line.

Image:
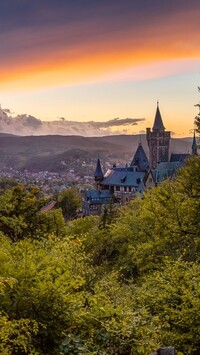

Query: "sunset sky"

xmin=0 ymin=0 xmax=200 ymax=136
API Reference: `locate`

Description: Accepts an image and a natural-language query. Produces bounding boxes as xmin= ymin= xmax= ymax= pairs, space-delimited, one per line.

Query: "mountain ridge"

xmin=0 ymin=134 xmax=194 ymax=172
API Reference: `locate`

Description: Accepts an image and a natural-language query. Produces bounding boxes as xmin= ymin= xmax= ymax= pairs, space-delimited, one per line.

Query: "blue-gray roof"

xmin=170 ymin=153 xmax=189 ymax=162
xmin=101 ymin=166 xmax=145 ymax=187
xmin=130 ymin=143 xmax=149 ymax=171
xmin=153 ymin=161 xmax=184 ymax=184
xmin=85 ymin=189 xmax=112 ymax=204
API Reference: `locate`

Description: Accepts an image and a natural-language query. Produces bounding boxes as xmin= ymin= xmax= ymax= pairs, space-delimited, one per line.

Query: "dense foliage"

xmin=0 ymin=157 xmax=200 ymax=354
xmin=56 ymin=187 xmax=81 ymax=221
xmin=0 ymin=184 xmax=66 ymax=241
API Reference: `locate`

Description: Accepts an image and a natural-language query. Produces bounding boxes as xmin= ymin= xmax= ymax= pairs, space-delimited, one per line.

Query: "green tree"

xmin=99 ymin=197 xmax=119 ymax=230
xmin=60 ymin=271 xmax=160 ymax=355
xmin=134 ymin=259 xmax=200 ymax=354
xmin=0 ymin=314 xmax=38 ymax=354
xmin=107 ymin=157 xmax=200 ymax=276
xmin=0 ymin=184 xmax=66 ymax=241
xmin=0 ymin=276 xmax=38 ymax=354
xmin=134 ymin=157 xmax=200 ymax=271
xmin=66 ymin=214 xmax=100 ymax=239
xmin=57 ymin=187 xmax=81 ymax=221
xmin=0 ymin=234 xmax=88 ymax=354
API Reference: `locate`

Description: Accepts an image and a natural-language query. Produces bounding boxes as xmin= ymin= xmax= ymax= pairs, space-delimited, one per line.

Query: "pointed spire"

xmin=94 ymin=158 xmax=104 ymax=181
xmin=130 ymin=143 xmax=149 ymax=171
xmin=152 ymin=101 xmax=165 ymax=131
xmin=192 ymin=130 xmax=198 ymax=155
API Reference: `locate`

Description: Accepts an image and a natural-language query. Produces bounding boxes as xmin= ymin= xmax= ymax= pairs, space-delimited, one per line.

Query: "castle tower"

xmin=146 ymin=102 xmax=171 ymax=168
xmin=94 ymin=158 xmax=104 ymax=183
xmin=192 ymin=130 xmax=198 ymax=155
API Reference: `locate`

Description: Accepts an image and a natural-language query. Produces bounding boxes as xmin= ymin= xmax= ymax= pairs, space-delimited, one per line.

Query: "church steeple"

xmin=192 ymin=130 xmax=198 ymax=155
xmin=94 ymin=158 xmax=104 ymax=182
xmin=152 ymin=101 xmax=165 ymax=131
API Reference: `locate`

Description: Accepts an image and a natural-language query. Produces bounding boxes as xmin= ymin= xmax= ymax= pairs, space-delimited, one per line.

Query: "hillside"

xmin=0 ymin=134 xmax=194 ymax=172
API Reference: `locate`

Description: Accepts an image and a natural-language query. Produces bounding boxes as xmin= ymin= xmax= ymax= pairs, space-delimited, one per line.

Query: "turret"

xmin=146 ymin=102 xmax=171 ymax=168
xmin=192 ymin=130 xmax=198 ymax=155
xmin=94 ymin=158 xmax=104 ymax=182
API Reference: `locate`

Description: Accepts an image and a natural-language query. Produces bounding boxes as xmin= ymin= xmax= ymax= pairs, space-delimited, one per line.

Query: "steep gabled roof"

xmin=94 ymin=158 xmax=104 ymax=180
xmin=130 ymin=143 xmax=149 ymax=171
xmin=153 ymin=102 xmax=165 ymax=131
xmin=143 ymin=169 xmax=155 ymax=185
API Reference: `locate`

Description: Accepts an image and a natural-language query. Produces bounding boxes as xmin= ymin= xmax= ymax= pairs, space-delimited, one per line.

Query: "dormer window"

xmin=121 ymin=174 xmax=127 ymax=183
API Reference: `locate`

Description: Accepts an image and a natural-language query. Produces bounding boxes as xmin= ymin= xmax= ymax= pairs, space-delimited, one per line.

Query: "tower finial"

xmin=157 ymin=100 xmax=159 ymax=107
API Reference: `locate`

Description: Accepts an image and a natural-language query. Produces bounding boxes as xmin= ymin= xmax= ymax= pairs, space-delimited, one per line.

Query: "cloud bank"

xmin=0 ymin=107 xmax=144 ymax=136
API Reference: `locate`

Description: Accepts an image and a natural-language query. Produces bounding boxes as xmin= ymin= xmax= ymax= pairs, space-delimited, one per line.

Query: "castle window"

xmin=116 ymin=186 xmax=120 ymax=191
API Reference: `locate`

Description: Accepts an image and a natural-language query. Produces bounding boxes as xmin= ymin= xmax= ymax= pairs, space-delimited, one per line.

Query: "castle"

xmin=83 ymin=103 xmax=197 ymax=216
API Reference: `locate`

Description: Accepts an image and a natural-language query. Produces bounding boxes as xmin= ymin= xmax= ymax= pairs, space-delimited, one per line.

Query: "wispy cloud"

xmin=90 ymin=118 xmax=145 ymax=128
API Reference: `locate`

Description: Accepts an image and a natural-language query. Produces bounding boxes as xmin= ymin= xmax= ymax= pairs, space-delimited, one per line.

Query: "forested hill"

xmin=0 ymin=134 xmax=193 ymax=171
xmin=0 ymin=156 xmax=199 ymax=354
